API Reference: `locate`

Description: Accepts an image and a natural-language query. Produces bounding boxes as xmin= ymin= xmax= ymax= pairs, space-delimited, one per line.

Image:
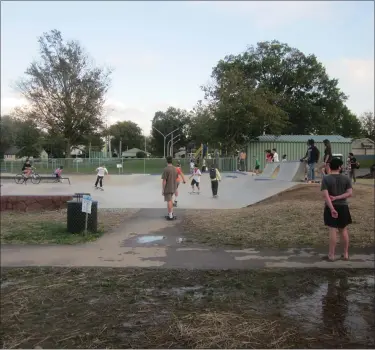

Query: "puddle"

xmin=1 ymin=280 xmax=23 ymax=289
xmin=176 ymin=237 xmax=186 ymax=244
xmin=171 ymin=286 xmax=203 ymax=296
xmin=137 ymin=235 xmax=165 ymax=244
xmin=283 ymin=275 xmax=375 ymax=342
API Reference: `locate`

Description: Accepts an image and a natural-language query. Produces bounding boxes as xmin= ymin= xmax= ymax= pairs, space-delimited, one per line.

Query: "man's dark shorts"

xmin=324 ymin=205 xmax=352 ymax=229
xmin=255 ymin=165 xmax=260 ymax=170
xmin=191 ymin=179 xmax=199 ymax=187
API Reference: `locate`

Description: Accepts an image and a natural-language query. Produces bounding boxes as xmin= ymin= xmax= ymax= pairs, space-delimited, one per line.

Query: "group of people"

xmin=161 ymin=156 xmax=221 ymax=220
xmin=301 ymin=139 xmax=359 ymax=183
xmin=21 ymin=158 xmax=64 ymax=181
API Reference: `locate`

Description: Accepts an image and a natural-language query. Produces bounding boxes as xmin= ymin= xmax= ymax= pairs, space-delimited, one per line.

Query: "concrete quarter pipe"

xmin=255 ymin=161 xmax=306 ymax=182
xmin=256 ymin=163 xmax=280 ymax=179
xmin=276 ymin=161 xmax=306 ymax=182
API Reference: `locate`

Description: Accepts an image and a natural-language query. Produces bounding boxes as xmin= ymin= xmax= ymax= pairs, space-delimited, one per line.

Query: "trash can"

xmin=67 ymin=193 xmax=98 ymax=233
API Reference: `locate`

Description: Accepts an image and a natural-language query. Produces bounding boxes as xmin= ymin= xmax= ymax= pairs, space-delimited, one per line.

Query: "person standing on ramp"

xmin=209 ymin=163 xmax=221 ymax=197
xmin=95 ymin=165 xmax=108 ymax=190
xmin=162 ymin=156 xmax=178 ymax=220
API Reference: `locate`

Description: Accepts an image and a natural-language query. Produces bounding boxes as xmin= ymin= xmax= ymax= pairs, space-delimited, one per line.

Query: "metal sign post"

xmin=81 ymin=195 xmax=92 ymax=235
xmin=117 ymin=163 xmax=122 ymax=175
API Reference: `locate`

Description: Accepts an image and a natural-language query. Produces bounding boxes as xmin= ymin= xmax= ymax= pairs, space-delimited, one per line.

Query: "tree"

xmin=15 ymin=29 xmax=112 ymax=157
xmin=204 ymin=40 xmax=349 ymax=147
xmin=186 ymin=101 xmax=218 ymax=147
xmin=136 ymin=150 xmax=147 ymax=158
xmin=108 ymin=121 xmax=143 ymax=155
xmin=0 ymin=116 xmax=17 ymax=158
xmin=335 ymin=107 xmax=362 ymax=138
xmin=360 ymin=111 xmax=375 ymax=141
xmin=150 ymin=107 xmax=190 ymax=157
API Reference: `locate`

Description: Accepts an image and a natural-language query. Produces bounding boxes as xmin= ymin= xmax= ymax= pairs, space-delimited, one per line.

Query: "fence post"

xmin=11 ymin=161 xmax=13 ymax=174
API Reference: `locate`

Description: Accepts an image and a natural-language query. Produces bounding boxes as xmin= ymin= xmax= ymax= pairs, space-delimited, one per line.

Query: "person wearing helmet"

xmin=174 ymin=160 xmax=186 ymax=207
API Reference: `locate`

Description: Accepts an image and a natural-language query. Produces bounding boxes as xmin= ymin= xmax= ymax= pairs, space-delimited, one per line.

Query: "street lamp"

xmin=152 ymin=127 xmax=179 ymax=158
xmin=167 ymin=134 xmax=180 ymax=157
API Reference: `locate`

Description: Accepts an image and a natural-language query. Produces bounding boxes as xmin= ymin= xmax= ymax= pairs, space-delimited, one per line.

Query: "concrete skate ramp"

xmin=1 ymin=173 xmax=295 ymax=209
xmin=256 ymin=162 xmax=280 ymax=179
xmin=276 ymin=161 xmax=306 ymax=182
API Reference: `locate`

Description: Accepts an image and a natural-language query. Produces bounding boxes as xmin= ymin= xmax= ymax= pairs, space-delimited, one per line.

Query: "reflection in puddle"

xmin=137 ymin=235 xmax=165 ymax=244
xmin=283 ymin=275 xmax=375 ymax=342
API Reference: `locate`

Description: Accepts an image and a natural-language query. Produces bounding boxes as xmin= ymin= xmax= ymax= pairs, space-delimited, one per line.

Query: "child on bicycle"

xmin=22 ymin=159 xmax=32 ymax=177
xmin=54 ymin=166 xmax=64 ymax=182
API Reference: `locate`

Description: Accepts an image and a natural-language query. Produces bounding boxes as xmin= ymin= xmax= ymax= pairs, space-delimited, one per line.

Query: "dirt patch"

xmin=0 ymin=208 xmax=139 ymax=244
xmin=182 ymin=184 xmax=374 ymax=248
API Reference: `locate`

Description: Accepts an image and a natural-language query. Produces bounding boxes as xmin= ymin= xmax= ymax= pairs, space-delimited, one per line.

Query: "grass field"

xmin=1 ymin=267 xmax=374 ymax=349
xmin=0 ymin=209 xmax=138 ymax=244
xmin=182 ymin=184 xmax=374 ymax=248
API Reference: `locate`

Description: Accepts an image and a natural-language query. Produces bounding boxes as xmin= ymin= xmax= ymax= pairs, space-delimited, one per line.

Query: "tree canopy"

xmin=15 ymin=29 xmax=112 ymax=157
xmin=108 ymin=121 xmax=143 ymax=155
xmin=203 ymin=40 xmax=355 ymax=149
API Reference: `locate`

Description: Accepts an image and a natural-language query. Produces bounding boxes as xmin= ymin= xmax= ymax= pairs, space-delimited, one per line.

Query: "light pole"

xmin=167 ymin=134 xmax=180 ymax=157
xmin=152 ymin=127 xmax=179 ymax=158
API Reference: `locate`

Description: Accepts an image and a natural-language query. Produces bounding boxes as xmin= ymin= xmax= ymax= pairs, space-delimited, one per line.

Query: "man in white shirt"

xmin=95 ymin=166 xmax=109 ymax=190
xmin=272 ymin=148 xmax=279 ymax=162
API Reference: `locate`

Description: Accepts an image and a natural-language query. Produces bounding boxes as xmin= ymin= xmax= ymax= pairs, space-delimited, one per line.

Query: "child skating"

xmin=95 ymin=165 xmax=108 ymax=190
xmin=189 ymin=164 xmax=201 ymax=194
xmin=174 ymin=161 xmax=186 ymax=207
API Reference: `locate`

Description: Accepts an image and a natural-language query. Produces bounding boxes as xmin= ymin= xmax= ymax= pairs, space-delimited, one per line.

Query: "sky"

xmin=1 ymin=1 xmax=374 ymax=135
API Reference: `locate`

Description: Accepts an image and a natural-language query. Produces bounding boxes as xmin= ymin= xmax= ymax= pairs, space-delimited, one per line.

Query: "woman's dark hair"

xmin=323 ymin=139 xmax=331 ymax=151
xmin=349 ymin=152 xmax=354 ymax=156
xmin=308 ymin=139 xmax=315 ymax=146
xmin=282 ymin=154 xmax=287 ymax=158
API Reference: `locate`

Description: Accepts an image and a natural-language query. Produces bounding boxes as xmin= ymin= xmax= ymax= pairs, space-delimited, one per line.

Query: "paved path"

xmin=1 ymin=209 xmax=374 ymax=269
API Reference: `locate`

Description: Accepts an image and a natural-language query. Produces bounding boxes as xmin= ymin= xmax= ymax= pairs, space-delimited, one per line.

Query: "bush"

xmin=136 ymin=151 xmax=146 ymax=158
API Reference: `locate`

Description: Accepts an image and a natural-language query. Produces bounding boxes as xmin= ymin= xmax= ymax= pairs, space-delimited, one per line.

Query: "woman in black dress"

xmin=320 ymin=139 xmax=332 ymax=176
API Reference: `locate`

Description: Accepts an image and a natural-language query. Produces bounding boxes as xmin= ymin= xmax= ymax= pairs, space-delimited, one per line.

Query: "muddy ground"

xmin=1 ymin=267 xmax=374 ymax=349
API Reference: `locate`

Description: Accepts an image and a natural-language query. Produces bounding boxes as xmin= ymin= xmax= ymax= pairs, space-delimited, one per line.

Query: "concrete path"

xmin=1 ymin=173 xmax=295 ymax=209
xmin=1 ymin=209 xmax=374 ymax=269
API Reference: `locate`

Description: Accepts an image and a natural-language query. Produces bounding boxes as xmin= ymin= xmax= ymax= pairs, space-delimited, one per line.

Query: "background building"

xmin=247 ymin=135 xmax=352 ymax=170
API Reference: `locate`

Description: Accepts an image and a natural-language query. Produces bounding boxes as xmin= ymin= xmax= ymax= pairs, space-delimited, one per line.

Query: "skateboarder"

xmin=162 ymin=156 xmax=178 ymax=220
xmin=95 ymin=165 xmax=108 ymax=190
xmin=189 ymin=164 xmax=201 ymax=193
xmin=174 ymin=160 xmax=186 ymax=207
xmin=321 ymin=157 xmax=352 ymax=261
xmin=209 ymin=164 xmax=221 ymax=197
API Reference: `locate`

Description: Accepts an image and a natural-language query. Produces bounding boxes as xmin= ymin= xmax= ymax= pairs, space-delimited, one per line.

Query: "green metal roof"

xmin=253 ymin=135 xmax=352 ymax=143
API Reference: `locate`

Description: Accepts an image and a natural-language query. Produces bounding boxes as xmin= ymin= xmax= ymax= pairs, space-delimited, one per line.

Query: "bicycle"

xmin=14 ymin=167 xmax=41 ymax=185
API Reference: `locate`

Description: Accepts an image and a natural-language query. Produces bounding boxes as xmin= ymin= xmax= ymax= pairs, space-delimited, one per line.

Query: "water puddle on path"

xmin=137 ymin=235 xmax=165 ymax=244
xmin=283 ymin=275 xmax=375 ymax=343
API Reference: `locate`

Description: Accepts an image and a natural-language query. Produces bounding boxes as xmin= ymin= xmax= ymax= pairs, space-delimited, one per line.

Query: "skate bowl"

xmin=0 ymin=173 xmax=296 ymax=210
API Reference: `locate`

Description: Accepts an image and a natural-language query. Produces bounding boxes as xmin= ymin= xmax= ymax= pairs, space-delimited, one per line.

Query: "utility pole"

xmin=119 ymin=138 xmax=122 ymax=158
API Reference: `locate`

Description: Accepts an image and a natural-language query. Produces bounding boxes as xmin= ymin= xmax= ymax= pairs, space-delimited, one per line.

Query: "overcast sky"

xmin=1 ymin=1 xmax=374 ymax=134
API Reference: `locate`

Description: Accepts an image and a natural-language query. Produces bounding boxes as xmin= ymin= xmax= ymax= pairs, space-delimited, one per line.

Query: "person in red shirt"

xmin=174 ymin=161 xmax=186 ymax=207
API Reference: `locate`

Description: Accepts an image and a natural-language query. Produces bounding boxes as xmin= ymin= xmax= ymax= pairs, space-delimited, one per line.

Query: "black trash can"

xmin=67 ymin=193 xmax=98 ymax=233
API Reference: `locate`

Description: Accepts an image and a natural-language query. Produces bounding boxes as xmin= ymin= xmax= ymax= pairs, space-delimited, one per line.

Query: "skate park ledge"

xmin=1 ymin=195 xmax=73 ymax=212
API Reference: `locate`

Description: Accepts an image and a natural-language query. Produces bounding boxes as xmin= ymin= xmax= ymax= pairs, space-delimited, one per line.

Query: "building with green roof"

xmin=247 ymin=135 xmax=352 ymax=170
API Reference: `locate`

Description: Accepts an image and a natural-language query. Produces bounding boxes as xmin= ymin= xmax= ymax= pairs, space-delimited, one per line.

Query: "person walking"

xmin=162 ymin=156 xmax=178 ymax=220
xmin=321 ymin=157 xmax=352 ymax=261
xmin=301 ymin=139 xmax=320 ymax=183
xmin=95 ymin=165 xmax=108 ymax=190
xmin=254 ymin=157 xmax=260 ymax=174
xmin=209 ymin=163 xmax=221 ymax=197
xmin=239 ymin=150 xmax=247 ymax=171
xmin=348 ymin=153 xmax=358 ymax=184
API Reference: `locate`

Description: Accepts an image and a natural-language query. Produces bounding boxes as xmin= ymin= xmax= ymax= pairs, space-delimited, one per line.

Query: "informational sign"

xmin=82 ymin=195 xmax=92 ymax=214
xmin=117 ymin=164 xmax=123 ymax=168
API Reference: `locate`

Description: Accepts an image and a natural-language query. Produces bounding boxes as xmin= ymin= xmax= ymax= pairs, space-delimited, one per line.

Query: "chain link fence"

xmin=0 ymin=157 xmax=240 ymax=175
